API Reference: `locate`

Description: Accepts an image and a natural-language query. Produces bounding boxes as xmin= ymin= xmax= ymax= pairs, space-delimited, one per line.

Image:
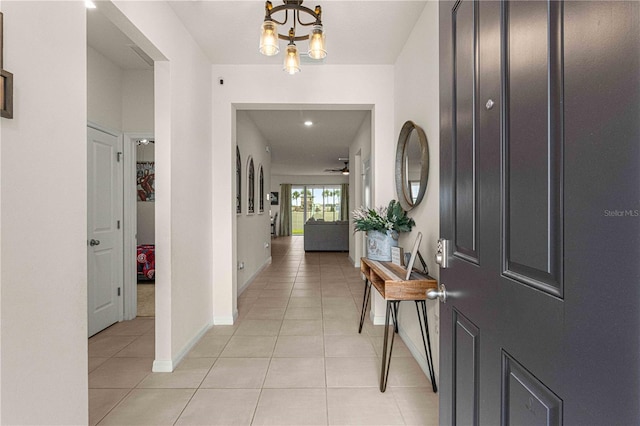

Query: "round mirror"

xmin=395 ymin=120 xmax=429 ymax=211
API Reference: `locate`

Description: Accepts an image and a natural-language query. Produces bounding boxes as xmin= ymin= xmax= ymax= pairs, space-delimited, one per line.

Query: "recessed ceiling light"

xmin=85 ymin=0 xmax=97 ymax=9
xmin=304 ymin=121 xmax=313 ymax=126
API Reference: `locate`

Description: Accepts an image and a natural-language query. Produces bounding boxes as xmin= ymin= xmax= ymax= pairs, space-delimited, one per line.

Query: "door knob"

xmin=89 ymin=239 xmax=101 ymax=246
xmin=427 ymin=283 xmax=448 ymax=303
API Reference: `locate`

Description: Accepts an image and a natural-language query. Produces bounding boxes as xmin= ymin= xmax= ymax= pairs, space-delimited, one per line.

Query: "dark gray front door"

xmin=438 ymin=1 xmax=639 ymax=424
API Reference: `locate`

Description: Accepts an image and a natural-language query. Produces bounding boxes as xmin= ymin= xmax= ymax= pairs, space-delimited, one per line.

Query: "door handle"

xmin=89 ymin=239 xmax=101 ymax=246
xmin=427 ymin=283 xmax=448 ymax=303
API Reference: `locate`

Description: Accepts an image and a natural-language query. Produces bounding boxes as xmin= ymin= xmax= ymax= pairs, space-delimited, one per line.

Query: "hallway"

xmin=88 ymin=237 xmax=438 ymax=425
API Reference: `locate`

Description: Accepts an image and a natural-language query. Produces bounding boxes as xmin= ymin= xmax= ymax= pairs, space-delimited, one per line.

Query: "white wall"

xmin=212 ymin=65 xmax=395 ymax=324
xmin=88 ymin=46 xmax=123 ymax=131
xmin=122 ymin=70 xmax=154 ymax=133
xmin=107 ymin=1 xmax=213 ymax=371
xmin=236 ymin=111 xmax=271 ymax=293
xmin=349 ymin=113 xmax=372 ymax=263
xmin=393 ymin=1 xmax=441 ymax=382
xmin=1 ymin=2 xmax=88 ymax=424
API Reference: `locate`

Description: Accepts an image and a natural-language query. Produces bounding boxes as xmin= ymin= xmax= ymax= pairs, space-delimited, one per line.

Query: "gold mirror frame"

xmin=395 ymin=120 xmax=429 ymax=211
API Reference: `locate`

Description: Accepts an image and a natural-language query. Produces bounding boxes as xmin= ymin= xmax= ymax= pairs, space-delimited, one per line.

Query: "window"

xmin=291 ymin=185 xmax=343 ymax=235
xmin=236 ymin=146 xmax=241 ymax=214
xmin=259 ymin=166 xmax=265 ymax=213
xmin=247 ymin=158 xmax=255 ymax=214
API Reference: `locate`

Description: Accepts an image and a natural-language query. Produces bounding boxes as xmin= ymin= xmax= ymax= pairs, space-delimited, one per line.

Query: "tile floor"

xmin=89 ymin=236 xmax=438 ymax=425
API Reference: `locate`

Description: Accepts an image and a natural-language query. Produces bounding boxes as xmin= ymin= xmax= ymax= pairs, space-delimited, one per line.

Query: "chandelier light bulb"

xmin=283 ymin=44 xmax=301 ymax=74
xmin=308 ymin=24 xmax=327 ymax=60
xmin=259 ymin=20 xmax=279 ymax=56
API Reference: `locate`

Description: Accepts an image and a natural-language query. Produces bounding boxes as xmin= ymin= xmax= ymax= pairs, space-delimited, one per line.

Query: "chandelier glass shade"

xmin=283 ymin=43 xmax=301 ymax=74
xmin=259 ymin=21 xmax=280 ymax=56
xmin=259 ymin=0 xmax=326 ymax=73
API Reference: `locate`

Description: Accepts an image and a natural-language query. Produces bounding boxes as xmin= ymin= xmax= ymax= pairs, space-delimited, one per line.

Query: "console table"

xmin=358 ymin=257 xmax=438 ymax=392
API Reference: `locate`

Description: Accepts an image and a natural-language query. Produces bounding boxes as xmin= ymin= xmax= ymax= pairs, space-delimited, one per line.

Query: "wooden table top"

xmin=360 ymin=257 xmax=437 ymax=301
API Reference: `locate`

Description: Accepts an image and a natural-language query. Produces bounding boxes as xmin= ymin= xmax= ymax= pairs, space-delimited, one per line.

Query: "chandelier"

xmin=259 ymin=0 xmax=327 ymax=74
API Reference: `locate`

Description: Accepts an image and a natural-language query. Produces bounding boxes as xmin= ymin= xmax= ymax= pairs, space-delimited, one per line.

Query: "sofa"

xmin=304 ymin=219 xmax=349 ymax=252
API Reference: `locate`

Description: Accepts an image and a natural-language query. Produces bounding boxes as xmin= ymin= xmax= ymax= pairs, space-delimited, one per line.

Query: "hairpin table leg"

xmin=380 ymin=300 xmax=400 ymax=392
xmin=358 ymin=278 xmax=371 ymax=333
xmin=416 ymin=300 xmax=438 ymax=392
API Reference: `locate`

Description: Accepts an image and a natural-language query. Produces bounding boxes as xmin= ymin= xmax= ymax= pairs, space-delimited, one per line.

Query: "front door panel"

xmin=439 ymin=1 xmax=640 ymax=424
xmin=502 ymin=0 xmax=564 ymax=296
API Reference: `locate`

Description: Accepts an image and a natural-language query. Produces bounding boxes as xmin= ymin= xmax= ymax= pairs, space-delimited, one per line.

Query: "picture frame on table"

xmin=405 ymin=232 xmax=423 ymax=280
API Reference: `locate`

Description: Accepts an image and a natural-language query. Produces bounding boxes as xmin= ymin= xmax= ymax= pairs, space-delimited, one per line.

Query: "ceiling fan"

xmin=325 ymin=161 xmax=349 ymax=175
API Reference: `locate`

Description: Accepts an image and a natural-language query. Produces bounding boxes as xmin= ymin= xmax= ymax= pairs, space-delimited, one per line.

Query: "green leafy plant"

xmin=352 ymin=200 xmax=415 ymax=237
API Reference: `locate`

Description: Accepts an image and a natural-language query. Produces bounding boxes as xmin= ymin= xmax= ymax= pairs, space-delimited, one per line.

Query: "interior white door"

xmin=87 ymin=126 xmax=123 ymax=337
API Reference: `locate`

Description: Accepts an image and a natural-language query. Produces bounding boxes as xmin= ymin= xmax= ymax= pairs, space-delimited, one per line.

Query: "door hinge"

xmin=118 ymin=287 xmax=121 ymax=296
xmin=117 ymin=152 xmax=123 ymax=162
xmin=117 ymin=220 xmax=121 ymax=229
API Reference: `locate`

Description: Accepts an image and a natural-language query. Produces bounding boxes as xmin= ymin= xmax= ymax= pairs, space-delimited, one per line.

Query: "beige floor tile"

xmin=391 ymin=387 xmax=439 ymax=425
xmin=387 ymin=356 xmax=432 ymax=387
xmin=239 ymin=289 xmax=262 ymax=299
xmin=291 ymin=289 xmax=322 ymax=298
xmin=370 ymin=334 xmax=414 ymax=358
xmin=323 ymin=319 xmax=360 ymax=335
xmin=322 ymin=296 xmax=357 ymax=309
xmin=88 ymin=357 xmax=109 ymax=373
xmin=89 ymin=388 xmax=130 ymax=426
xmin=264 ymin=357 xmax=326 ymax=388
xmin=323 ymin=305 xmax=359 ymax=321
xmin=138 ymin=358 xmax=215 ymax=388
xmin=238 ymin=297 xmax=258 ymax=312
xmin=204 ymin=324 xmax=238 ymax=336
xmin=279 ymin=319 xmax=323 ymax=336
xmin=274 ymin=335 xmax=324 ymax=357
xmin=263 ymin=282 xmax=295 ymax=290
xmin=88 ymin=335 xmax=138 ymax=358
xmin=284 ymin=306 xmax=323 ymax=320
xmin=253 ymin=388 xmax=328 ymax=425
xmin=234 ymin=319 xmax=282 ymax=336
xmin=252 ymin=296 xmax=290 ymax=307
xmin=99 ymin=388 xmax=195 ymax=425
xmin=220 ymin=335 xmax=277 ymax=357
xmin=175 ymin=389 xmax=260 ymax=426
xmin=245 ymin=306 xmax=287 ymax=320
xmin=363 ymin=322 xmax=386 ymax=337
xmin=327 ymin=387 xmax=404 ymax=425
xmin=325 ymin=335 xmax=377 ymax=357
xmin=325 ymin=357 xmax=380 ymax=388
xmin=114 ymin=334 xmax=155 ymax=358
xmin=89 ymin=357 xmax=153 ymax=388
xmin=187 ymin=335 xmax=231 ymax=358
xmin=200 ymin=357 xmax=270 ymax=388
xmin=259 ymin=289 xmax=293 ymax=298
xmin=287 ymin=296 xmax=322 ymax=308
xmin=99 ymin=318 xmax=155 ymax=336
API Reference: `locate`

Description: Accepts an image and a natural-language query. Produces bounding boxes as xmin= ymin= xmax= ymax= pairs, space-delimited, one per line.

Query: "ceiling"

xmin=87 ymin=1 xmax=427 ymax=175
xmin=167 ymin=1 xmax=427 ymax=65
xmin=244 ymin=109 xmax=369 ymax=175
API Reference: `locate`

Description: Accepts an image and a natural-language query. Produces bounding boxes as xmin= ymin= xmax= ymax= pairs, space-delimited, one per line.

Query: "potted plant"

xmin=352 ymin=200 xmax=416 ymax=261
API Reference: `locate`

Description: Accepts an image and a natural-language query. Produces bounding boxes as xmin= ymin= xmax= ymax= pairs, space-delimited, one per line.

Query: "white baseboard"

xmin=370 ymin=310 xmax=386 ymax=325
xmin=238 ymin=257 xmax=271 ymax=296
xmin=152 ymin=360 xmax=173 ymax=373
xmin=213 ymin=314 xmax=236 ymax=325
xmin=152 ymin=321 xmax=212 ymax=372
xmin=398 ymin=326 xmax=439 ymax=386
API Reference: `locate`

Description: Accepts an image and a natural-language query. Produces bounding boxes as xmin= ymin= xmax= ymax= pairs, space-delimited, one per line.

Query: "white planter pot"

xmin=366 ymin=230 xmax=398 ymax=261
